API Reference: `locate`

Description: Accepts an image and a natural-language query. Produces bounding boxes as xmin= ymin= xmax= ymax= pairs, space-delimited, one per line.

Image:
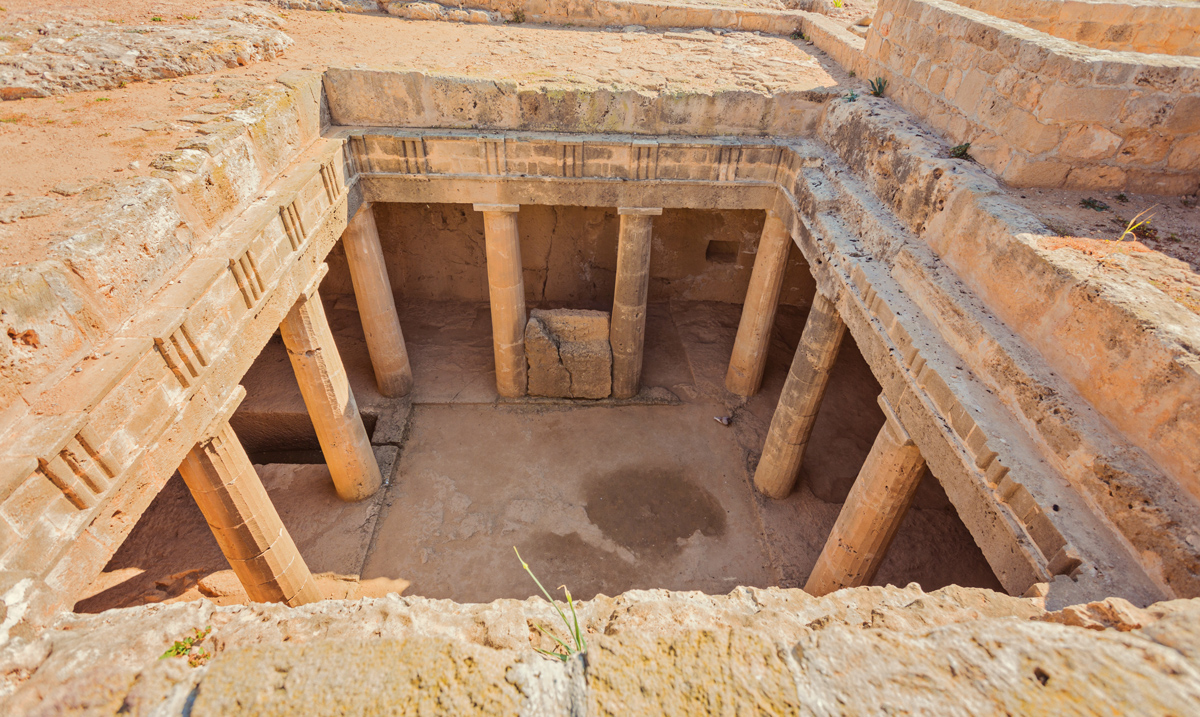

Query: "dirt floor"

xmin=77 ymin=292 xmax=1001 ymax=612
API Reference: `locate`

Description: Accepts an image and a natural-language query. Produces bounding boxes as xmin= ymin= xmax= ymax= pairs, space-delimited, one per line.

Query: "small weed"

xmin=151 ymin=16 xmax=163 ymax=22
xmin=848 ymin=70 xmax=856 ymax=77
xmin=790 ymin=30 xmax=807 ymax=41
xmin=1080 ymin=197 xmax=1109 ymax=212
xmin=118 ymin=80 xmax=127 ymax=88
xmin=868 ymin=76 xmax=888 ymax=97
xmin=94 ymin=97 xmax=110 ymax=102
xmin=1114 ymin=192 xmax=1128 ymax=203
xmin=1114 ymin=206 xmax=1156 ymax=242
xmin=0 ymin=35 xmax=15 ymax=42
xmin=844 ymin=90 xmax=858 ymax=102
xmin=515 ymin=548 xmax=586 ymax=662
xmin=833 ymin=0 xmax=844 ymax=8
xmin=161 ymin=626 xmax=212 ymax=667
xmin=509 ymin=9 xmax=525 ymax=23
xmin=181 ymin=15 xmax=199 ymax=21
xmin=1182 ymin=197 xmax=1196 ymax=209
xmin=949 ymin=142 xmax=972 ymax=160
xmin=98 ymin=132 xmax=111 ymax=137
xmin=0 ymin=114 xmax=24 ymax=123
xmin=1169 ymin=233 xmax=1180 ymax=242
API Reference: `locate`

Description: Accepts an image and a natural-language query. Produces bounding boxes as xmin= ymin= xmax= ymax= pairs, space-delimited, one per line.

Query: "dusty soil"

xmin=78 ymin=295 xmax=1000 ymax=611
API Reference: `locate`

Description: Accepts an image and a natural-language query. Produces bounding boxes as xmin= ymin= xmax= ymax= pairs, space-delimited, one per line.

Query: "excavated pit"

xmin=76 ymin=202 xmax=1000 ymax=611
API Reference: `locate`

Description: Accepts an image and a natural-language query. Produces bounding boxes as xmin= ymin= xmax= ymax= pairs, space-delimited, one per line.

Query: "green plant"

xmin=151 ymin=16 xmax=163 ymax=22
xmin=844 ymin=89 xmax=858 ymax=102
xmin=161 ymin=626 xmax=212 ymax=667
xmin=1114 ymin=192 xmax=1128 ymax=203
xmin=790 ymin=30 xmax=807 ymax=41
xmin=848 ymin=70 xmax=856 ymax=77
xmin=949 ymin=142 xmax=971 ymax=160
xmin=510 ymin=9 xmax=525 ymax=23
xmin=514 ymin=547 xmax=586 ymax=662
xmin=833 ymin=0 xmax=844 ymax=7
xmin=94 ymin=97 xmax=110 ymax=102
xmin=868 ymin=76 xmax=888 ymax=97
xmin=1114 ymin=206 xmax=1156 ymax=242
xmin=1080 ymin=197 xmax=1109 ymax=212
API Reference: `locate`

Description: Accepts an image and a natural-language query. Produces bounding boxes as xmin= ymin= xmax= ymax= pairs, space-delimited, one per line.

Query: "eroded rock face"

xmin=0 ymin=17 xmax=292 ymax=100
xmin=2 ymin=585 xmax=1199 ymax=714
xmin=525 ymin=309 xmax=612 ymax=399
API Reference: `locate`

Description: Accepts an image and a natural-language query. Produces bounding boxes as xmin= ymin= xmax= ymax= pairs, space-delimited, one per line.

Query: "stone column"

xmin=280 ymin=268 xmax=383 ymax=502
xmin=178 ymin=388 xmax=321 ymax=606
xmin=610 ymin=207 xmax=662 ymax=399
xmin=475 ymin=204 xmax=527 ymax=398
xmin=726 ymin=209 xmax=791 ymax=396
xmin=804 ymin=395 xmax=927 ymax=596
xmin=752 ymin=292 xmax=846 ymax=499
xmin=342 ymin=202 xmax=413 ymax=398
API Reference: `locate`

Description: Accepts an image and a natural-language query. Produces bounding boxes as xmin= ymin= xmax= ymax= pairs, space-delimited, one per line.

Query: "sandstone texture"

xmin=525 ymin=309 xmax=613 ymax=399
xmin=3 ymin=585 xmax=1200 ymax=714
xmin=0 ymin=12 xmax=292 ymax=100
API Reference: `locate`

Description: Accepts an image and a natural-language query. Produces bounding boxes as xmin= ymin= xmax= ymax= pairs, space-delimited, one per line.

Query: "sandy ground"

xmin=77 ymin=296 xmax=1000 ymax=612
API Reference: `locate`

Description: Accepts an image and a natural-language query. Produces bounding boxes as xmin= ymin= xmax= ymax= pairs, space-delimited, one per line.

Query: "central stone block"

xmin=524 ymin=309 xmax=612 ymax=399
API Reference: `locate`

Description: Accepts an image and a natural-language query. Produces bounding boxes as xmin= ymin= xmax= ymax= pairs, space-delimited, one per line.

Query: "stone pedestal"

xmin=805 ymin=395 xmax=928 ymax=597
xmin=611 ymin=207 xmax=662 ymax=399
xmin=341 ymin=202 xmax=413 ymax=398
xmin=475 ymin=204 xmax=527 ymax=398
xmin=726 ymin=209 xmax=790 ymax=397
xmin=525 ymin=309 xmax=612 ymax=399
xmin=279 ymin=270 xmax=383 ymax=502
xmin=753 ymin=292 xmax=846 ymax=499
xmin=178 ymin=393 xmax=320 ymax=607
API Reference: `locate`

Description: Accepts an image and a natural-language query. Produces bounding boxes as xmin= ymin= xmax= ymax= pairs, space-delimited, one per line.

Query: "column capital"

xmin=297 ymin=262 xmax=330 ymax=301
xmin=876 ymin=393 xmax=915 ymax=447
xmin=618 ymin=207 xmax=663 ymax=216
xmin=198 ymin=385 xmax=247 ymax=443
xmin=473 ymin=203 xmax=520 ymax=213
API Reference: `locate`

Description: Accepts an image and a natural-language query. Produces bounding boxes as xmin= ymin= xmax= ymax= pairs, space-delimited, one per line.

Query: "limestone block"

xmin=524 ymin=309 xmax=612 ymax=400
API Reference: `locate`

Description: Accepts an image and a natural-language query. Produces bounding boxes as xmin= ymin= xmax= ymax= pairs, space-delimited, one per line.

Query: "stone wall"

xmin=951 ymin=0 xmax=1200 ymax=56
xmin=4 ymin=585 xmax=1200 ymax=714
xmin=864 ymin=0 xmax=1200 ymax=193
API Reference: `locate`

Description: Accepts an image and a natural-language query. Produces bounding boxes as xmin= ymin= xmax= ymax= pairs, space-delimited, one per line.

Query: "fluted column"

xmin=726 ymin=209 xmax=791 ymax=396
xmin=752 ymin=292 xmax=846 ymax=498
xmin=280 ymin=267 xmax=383 ymax=501
xmin=610 ymin=207 xmax=662 ymax=399
xmin=805 ymin=395 xmax=927 ymax=596
xmin=342 ymin=202 xmax=413 ymax=398
xmin=475 ymin=204 xmax=527 ymax=398
xmin=178 ymin=388 xmax=321 ymax=606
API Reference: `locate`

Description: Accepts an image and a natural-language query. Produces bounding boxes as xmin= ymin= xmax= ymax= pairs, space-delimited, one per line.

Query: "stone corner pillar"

xmin=726 ymin=208 xmax=791 ymax=397
xmin=804 ymin=394 xmax=928 ymax=597
xmin=341 ymin=202 xmax=413 ymax=398
xmin=611 ymin=207 xmax=662 ymax=399
xmin=279 ymin=265 xmax=384 ymax=502
xmin=178 ymin=386 xmax=321 ymax=607
xmin=474 ymin=203 xmax=527 ymax=398
xmin=752 ymin=291 xmax=846 ymax=499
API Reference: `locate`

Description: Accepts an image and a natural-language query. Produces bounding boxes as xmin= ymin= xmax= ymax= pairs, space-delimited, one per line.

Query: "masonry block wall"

xmin=866 ymin=0 xmax=1200 ymax=193
xmin=951 ymin=0 xmax=1200 ymax=56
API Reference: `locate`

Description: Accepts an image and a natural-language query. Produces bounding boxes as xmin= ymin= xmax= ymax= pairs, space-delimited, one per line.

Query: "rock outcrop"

xmin=2 ymin=584 xmax=1199 ymax=714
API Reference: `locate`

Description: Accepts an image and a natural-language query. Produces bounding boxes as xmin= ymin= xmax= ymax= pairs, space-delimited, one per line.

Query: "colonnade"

xmin=175 ymin=200 xmax=933 ymax=603
xmin=726 ymin=211 xmax=933 ymax=596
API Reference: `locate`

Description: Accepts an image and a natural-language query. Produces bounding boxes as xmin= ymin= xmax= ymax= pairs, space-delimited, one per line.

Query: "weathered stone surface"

xmin=525 ymin=309 xmax=612 ymax=399
xmin=0 ymin=18 xmax=292 ymax=99
xmin=1 ymin=585 xmax=1198 ymax=714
